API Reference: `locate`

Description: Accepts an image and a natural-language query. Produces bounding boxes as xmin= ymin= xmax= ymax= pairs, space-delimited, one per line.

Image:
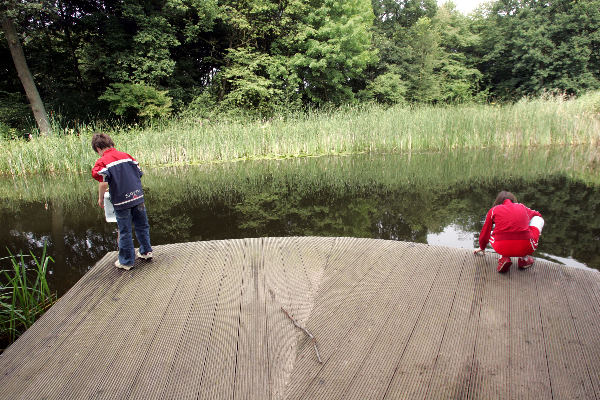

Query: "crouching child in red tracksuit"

xmin=92 ymin=133 xmax=153 ymax=270
xmin=474 ymin=191 xmax=544 ymax=273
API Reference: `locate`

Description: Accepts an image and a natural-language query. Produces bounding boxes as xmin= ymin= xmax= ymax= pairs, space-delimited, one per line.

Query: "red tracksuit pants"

xmin=490 ymin=226 xmax=540 ymax=258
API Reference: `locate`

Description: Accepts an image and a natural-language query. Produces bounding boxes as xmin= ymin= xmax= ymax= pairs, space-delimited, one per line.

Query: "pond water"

xmin=1 ymin=147 xmax=599 ymax=297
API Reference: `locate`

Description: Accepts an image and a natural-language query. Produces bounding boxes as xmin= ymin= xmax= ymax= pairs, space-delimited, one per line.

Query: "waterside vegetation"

xmin=1 ymin=243 xmax=56 ymax=351
xmin=1 ymin=92 xmax=599 ymax=177
xmin=2 ymin=145 xmax=599 ymax=210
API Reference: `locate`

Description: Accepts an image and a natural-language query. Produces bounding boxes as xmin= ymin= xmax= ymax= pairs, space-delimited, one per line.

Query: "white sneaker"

xmin=115 ymin=260 xmax=133 ymax=270
xmin=136 ymin=249 xmax=153 ymax=260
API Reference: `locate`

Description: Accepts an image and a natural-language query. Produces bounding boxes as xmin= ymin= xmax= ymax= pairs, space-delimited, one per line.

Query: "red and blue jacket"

xmin=92 ymin=148 xmax=145 ymax=210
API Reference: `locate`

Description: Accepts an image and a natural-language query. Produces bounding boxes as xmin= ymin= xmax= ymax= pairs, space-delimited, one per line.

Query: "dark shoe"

xmin=497 ymin=256 xmax=512 ymax=273
xmin=518 ymin=256 xmax=534 ymax=269
xmin=115 ymin=260 xmax=134 ymax=270
xmin=136 ymin=249 xmax=153 ymax=260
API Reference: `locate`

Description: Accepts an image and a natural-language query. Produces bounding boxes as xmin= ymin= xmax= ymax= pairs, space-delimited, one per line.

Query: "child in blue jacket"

xmin=92 ymin=133 xmax=153 ymax=270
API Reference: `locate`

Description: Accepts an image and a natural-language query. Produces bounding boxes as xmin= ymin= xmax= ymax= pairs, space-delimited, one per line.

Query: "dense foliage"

xmin=1 ymin=0 xmax=599 ymax=131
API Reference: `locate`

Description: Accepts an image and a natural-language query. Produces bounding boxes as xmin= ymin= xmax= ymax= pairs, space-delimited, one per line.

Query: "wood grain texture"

xmin=1 ymin=238 xmax=599 ymax=400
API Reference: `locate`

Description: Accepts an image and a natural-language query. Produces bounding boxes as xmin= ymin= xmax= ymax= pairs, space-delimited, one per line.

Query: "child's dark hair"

xmin=493 ymin=191 xmax=517 ymax=207
xmin=91 ymin=132 xmax=115 ymax=152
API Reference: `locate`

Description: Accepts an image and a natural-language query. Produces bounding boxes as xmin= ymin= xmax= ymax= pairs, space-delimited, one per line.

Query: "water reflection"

xmin=426 ymin=225 xmax=591 ymax=270
xmin=1 ymin=148 xmax=599 ymax=297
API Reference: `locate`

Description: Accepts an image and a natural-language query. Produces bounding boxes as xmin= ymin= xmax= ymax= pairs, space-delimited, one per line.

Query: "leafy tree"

xmin=2 ymin=0 xmax=600 ymax=125
xmin=202 ymin=0 xmax=377 ymax=110
xmin=78 ymin=1 xmax=179 ymax=87
xmin=217 ymin=47 xmax=293 ymax=114
xmin=285 ymin=0 xmax=378 ymax=105
xmin=368 ymin=0 xmax=437 ymax=101
xmin=404 ymin=16 xmax=441 ymax=102
xmin=164 ymin=0 xmax=219 ymax=108
xmin=474 ymin=0 xmax=600 ymax=98
xmin=434 ymin=2 xmax=484 ymax=103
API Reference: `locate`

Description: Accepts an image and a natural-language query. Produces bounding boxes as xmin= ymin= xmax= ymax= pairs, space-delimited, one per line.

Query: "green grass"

xmin=1 ymin=243 xmax=57 ymax=350
xmin=1 ymin=92 xmax=599 ymax=176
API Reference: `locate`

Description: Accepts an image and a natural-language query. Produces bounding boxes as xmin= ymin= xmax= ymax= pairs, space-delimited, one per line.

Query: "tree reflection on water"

xmin=1 ymin=149 xmax=599 ymax=297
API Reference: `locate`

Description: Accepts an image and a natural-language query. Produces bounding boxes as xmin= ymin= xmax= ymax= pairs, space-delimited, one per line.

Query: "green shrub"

xmin=217 ymin=48 xmax=286 ymax=116
xmin=0 ymin=91 xmax=31 ymax=132
xmin=99 ymin=83 xmax=173 ymax=121
xmin=361 ymin=72 xmax=407 ymax=105
xmin=0 ymin=122 xmax=21 ymax=140
xmin=184 ymin=91 xmax=219 ymax=120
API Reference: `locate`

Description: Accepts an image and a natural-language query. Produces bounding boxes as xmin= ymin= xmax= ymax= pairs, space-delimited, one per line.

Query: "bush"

xmin=0 ymin=122 xmax=21 ymax=140
xmin=361 ymin=72 xmax=407 ymax=105
xmin=0 ymin=91 xmax=31 ymax=132
xmin=99 ymin=83 xmax=172 ymax=121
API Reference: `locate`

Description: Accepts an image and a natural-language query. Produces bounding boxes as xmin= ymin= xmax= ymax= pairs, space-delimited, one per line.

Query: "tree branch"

xmin=281 ymin=307 xmax=322 ymax=364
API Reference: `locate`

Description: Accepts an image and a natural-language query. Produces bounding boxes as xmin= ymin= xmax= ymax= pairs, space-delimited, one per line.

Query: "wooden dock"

xmin=1 ymin=237 xmax=599 ymax=399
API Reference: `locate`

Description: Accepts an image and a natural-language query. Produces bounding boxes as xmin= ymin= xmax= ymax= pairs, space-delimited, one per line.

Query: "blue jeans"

xmin=115 ymin=202 xmax=152 ymax=266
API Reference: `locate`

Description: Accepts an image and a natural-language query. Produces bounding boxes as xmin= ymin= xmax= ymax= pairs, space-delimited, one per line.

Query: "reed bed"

xmin=0 ymin=93 xmax=599 ymax=176
xmin=1 ymin=243 xmax=56 ymax=350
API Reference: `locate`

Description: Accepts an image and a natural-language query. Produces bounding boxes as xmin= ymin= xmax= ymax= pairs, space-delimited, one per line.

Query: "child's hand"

xmin=473 ymin=248 xmax=485 ymax=256
xmin=98 ymin=197 xmax=104 ymax=208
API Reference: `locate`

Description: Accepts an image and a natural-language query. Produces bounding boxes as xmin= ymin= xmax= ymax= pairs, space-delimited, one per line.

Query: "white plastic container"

xmin=104 ymin=191 xmax=117 ymax=222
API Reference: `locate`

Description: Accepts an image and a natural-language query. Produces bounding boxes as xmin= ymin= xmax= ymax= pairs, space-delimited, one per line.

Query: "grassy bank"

xmin=1 ymin=93 xmax=599 ymax=176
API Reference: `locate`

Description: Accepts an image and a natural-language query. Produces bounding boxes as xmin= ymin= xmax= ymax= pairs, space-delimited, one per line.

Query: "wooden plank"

xmin=194 ymin=238 xmax=248 ymax=400
xmin=2 ymin=238 xmax=600 ymax=400
xmin=337 ymin=244 xmax=447 ymax=400
xmin=507 ymin=261 xmax=552 ymax=399
xmin=145 ymin=240 xmax=233 ymax=400
xmin=468 ymin=253 xmax=511 ymax=399
xmin=559 ymin=267 xmax=600 ymax=398
xmin=424 ymin=247 xmax=488 ymax=399
xmin=0 ymin=251 xmax=118 ymax=388
xmin=536 ymin=262 xmax=596 ymax=399
xmin=264 ymin=237 xmax=335 ymax=399
xmin=298 ymin=241 xmax=424 ymax=400
xmin=381 ymin=247 xmax=467 ymax=399
xmin=100 ymin=241 xmax=218 ymax=400
xmin=54 ymin=242 xmax=196 ymax=399
xmin=233 ymin=237 xmax=269 ymax=400
xmin=89 ymin=242 xmax=211 ymax=399
xmin=285 ymin=238 xmax=408 ymax=400
xmin=5 ymin=243 xmax=187 ymax=400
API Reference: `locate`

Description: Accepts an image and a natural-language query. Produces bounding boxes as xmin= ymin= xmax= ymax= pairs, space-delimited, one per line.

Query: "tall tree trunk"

xmin=2 ymin=16 xmax=51 ymax=136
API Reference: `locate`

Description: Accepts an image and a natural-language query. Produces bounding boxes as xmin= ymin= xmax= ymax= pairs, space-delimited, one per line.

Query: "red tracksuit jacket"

xmin=478 ymin=199 xmax=542 ymax=250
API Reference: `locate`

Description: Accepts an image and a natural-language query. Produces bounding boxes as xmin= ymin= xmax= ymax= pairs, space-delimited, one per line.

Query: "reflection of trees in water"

xmin=0 ymin=200 xmax=118 ymax=296
xmin=2 ymin=172 xmax=599 ymax=295
xmin=229 ymin=177 xmax=600 ymax=270
xmin=4 ymin=228 xmax=117 ymax=296
xmin=521 ymin=177 xmax=600 ymax=269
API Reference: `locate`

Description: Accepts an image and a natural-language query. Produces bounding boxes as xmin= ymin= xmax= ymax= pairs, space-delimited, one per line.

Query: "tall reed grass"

xmin=1 ymin=92 xmax=599 ymax=176
xmin=1 ymin=243 xmax=56 ymax=350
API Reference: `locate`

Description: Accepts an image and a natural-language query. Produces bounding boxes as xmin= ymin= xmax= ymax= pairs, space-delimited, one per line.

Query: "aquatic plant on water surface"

xmin=0 ymin=242 xmax=57 ymax=352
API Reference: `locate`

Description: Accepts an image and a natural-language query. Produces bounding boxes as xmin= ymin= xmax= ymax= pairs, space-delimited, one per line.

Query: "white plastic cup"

xmin=530 ymin=215 xmax=544 ymax=233
xmin=104 ymin=192 xmax=117 ymax=223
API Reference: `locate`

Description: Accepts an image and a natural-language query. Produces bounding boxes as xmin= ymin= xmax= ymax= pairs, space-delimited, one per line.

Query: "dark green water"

xmin=1 ymin=148 xmax=599 ymax=297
